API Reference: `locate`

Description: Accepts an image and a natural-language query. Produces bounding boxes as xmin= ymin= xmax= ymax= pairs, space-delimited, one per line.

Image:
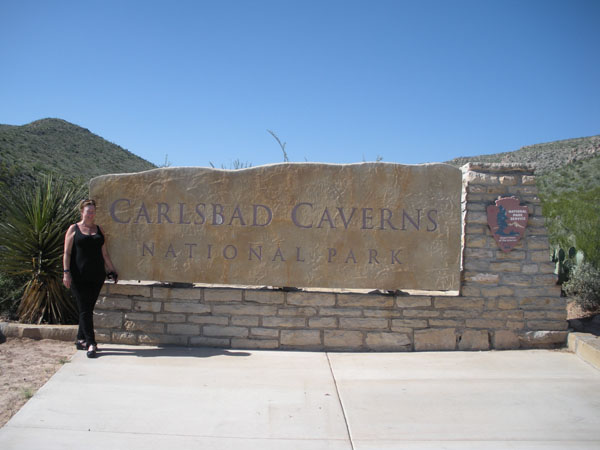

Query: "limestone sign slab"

xmin=89 ymin=163 xmax=461 ymax=290
xmin=487 ymin=196 xmax=528 ymax=252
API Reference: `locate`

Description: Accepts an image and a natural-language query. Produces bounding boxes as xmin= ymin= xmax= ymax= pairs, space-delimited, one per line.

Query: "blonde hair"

xmin=79 ymin=199 xmax=97 ymax=212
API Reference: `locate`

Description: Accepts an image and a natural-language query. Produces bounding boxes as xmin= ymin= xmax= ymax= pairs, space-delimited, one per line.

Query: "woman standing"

xmin=63 ymin=199 xmax=118 ymax=358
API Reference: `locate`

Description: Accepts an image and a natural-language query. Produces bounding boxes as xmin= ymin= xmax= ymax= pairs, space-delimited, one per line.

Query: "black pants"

xmin=71 ymin=279 xmax=104 ymax=347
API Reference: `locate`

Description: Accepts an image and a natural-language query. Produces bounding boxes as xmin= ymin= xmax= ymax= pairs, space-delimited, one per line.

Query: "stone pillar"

xmin=460 ymin=163 xmax=567 ymax=349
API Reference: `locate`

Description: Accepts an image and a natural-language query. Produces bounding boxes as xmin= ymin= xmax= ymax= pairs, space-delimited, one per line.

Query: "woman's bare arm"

xmin=62 ymin=224 xmax=76 ymax=288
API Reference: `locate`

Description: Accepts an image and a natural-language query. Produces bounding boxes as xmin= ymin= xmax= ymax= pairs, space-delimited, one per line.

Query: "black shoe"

xmin=75 ymin=341 xmax=86 ymax=350
xmin=86 ymin=346 xmax=97 ymax=358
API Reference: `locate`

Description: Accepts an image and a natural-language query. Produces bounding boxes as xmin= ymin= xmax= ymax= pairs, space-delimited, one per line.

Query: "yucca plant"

xmin=0 ymin=175 xmax=85 ymax=324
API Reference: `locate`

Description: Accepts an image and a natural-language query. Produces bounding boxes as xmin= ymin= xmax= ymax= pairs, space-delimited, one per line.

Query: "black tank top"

xmin=70 ymin=224 xmax=106 ymax=283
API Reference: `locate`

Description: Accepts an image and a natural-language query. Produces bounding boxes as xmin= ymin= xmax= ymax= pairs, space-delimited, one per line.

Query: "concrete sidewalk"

xmin=1 ymin=346 xmax=599 ymax=450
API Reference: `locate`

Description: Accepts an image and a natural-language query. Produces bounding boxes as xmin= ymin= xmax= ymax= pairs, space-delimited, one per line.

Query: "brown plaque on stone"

xmin=487 ymin=197 xmax=528 ymax=252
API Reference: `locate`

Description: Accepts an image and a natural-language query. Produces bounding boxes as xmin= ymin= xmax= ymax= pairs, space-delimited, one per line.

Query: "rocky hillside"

xmin=0 ymin=118 xmax=156 ymax=187
xmin=446 ymin=135 xmax=600 ymax=174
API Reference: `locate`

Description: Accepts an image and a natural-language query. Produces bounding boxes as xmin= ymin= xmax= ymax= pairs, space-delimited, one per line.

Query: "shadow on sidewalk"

xmin=93 ymin=346 xmax=251 ymax=359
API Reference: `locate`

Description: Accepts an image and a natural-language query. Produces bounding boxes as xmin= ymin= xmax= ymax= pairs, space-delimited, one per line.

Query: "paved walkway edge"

xmin=568 ymin=332 xmax=600 ymax=370
xmin=2 ymin=321 xmax=599 ymax=371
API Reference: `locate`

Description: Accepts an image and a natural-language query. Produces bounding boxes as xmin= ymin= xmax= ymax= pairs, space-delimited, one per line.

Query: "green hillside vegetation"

xmin=0 ymin=118 xmax=156 ymax=188
xmin=537 ymin=154 xmax=600 ymax=268
xmin=537 ymin=151 xmax=600 ymax=196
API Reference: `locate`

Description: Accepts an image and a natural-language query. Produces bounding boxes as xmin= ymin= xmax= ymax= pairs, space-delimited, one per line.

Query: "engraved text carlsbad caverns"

xmin=90 ymin=163 xmax=461 ymax=290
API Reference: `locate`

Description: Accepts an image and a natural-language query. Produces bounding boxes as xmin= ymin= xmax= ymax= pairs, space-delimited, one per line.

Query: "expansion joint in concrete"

xmin=326 ymin=352 xmax=355 ymax=450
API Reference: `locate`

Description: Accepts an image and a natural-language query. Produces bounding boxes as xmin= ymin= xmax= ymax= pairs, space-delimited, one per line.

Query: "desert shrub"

xmin=0 ymin=175 xmax=84 ymax=323
xmin=0 ymin=271 xmax=26 ymax=320
xmin=563 ymin=262 xmax=600 ymax=312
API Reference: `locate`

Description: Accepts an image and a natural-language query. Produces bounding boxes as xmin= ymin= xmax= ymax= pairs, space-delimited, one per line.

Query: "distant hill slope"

xmin=537 ymin=152 xmax=600 ymax=198
xmin=446 ymin=135 xmax=600 ymax=174
xmin=0 ymin=118 xmax=156 ymax=186
xmin=444 ymin=132 xmax=600 ymax=206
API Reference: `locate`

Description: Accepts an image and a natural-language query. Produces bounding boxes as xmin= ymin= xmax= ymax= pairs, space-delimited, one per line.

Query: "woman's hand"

xmin=107 ymin=270 xmax=118 ymax=284
xmin=63 ymin=272 xmax=71 ymax=289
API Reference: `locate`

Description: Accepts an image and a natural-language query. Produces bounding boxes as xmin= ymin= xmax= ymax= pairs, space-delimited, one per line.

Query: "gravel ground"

xmin=0 ymin=337 xmax=76 ymax=428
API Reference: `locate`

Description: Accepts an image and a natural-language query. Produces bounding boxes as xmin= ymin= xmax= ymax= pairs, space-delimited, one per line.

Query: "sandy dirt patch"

xmin=0 ymin=337 xmax=77 ymax=428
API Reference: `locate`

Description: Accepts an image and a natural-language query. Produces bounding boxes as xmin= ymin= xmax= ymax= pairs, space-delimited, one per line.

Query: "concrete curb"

xmin=568 ymin=332 xmax=600 ymax=370
xmin=0 ymin=322 xmax=77 ymax=342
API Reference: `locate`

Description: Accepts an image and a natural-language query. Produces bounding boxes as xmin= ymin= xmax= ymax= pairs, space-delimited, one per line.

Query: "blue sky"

xmin=1 ymin=0 xmax=599 ymax=168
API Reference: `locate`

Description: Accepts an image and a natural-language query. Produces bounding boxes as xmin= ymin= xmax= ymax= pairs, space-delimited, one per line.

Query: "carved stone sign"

xmin=89 ymin=163 xmax=461 ymax=290
xmin=486 ymin=196 xmax=529 ymax=252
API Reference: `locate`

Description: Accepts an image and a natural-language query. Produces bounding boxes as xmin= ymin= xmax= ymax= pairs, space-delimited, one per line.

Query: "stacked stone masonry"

xmin=95 ymin=163 xmax=566 ymax=351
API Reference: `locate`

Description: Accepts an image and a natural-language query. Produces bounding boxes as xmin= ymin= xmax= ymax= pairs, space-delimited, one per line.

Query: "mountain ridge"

xmin=0 ymin=118 xmax=156 ymax=186
xmin=2 ymin=117 xmax=599 ymax=186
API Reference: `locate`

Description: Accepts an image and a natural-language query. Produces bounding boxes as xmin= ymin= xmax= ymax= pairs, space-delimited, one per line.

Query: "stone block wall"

xmin=94 ymin=163 xmax=567 ymax=351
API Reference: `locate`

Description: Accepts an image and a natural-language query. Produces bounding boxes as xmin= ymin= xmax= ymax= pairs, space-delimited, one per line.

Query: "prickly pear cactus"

xmin=552 ymin=246 xmax=578 ymax=284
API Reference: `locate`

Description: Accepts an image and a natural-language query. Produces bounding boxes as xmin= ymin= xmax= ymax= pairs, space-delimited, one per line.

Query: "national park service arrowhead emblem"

xmin=487 ymin=197 xmax=528 ymax=252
